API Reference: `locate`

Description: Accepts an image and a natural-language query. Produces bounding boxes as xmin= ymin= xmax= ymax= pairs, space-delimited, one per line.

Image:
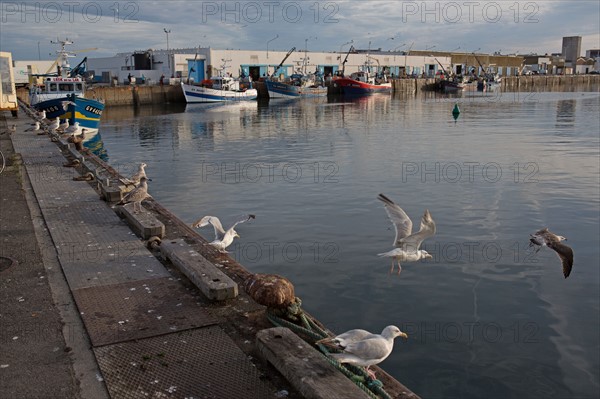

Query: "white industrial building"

xmin=84 ymin=47 xmax=452 ymax=85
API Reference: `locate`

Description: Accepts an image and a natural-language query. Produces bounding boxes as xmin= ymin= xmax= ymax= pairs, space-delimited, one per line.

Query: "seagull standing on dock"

xmin=25 ymin=122 xmax=41 ymax=133
xmin=192 ymin=214 xmax=255 ymax=253
xmin=57 ymin=118 xmax=69 ymax=132
xmin=377 ymin=194 xmax=436 ymax=275
xmin=116 ymin=176 xmax=151 ymax=213
xmin=529 ymin=228 xmax=574 ymax=278
xmin=319 ymin=325 xmax=408 ymax=380
xmin=68 ymin=128 xmax=87 ymax=151
xmin=35 ymin=110 xmax=46 ymax=121
xmin=121 ymin=163 xmax=148 ymax=186
xmin=65 ymin=121 xmax=81 ymax=135
xmin=47 ymin=117 xmax=60 ymax=132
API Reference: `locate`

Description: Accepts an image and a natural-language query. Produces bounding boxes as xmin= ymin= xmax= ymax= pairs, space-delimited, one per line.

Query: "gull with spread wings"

xmin=192 ymin=214 xmax=255 ymax=253
xmin=529 ymin=228 xmax=574 ymax=278
xmin=377 ymin=193 xmax=436 ymax=275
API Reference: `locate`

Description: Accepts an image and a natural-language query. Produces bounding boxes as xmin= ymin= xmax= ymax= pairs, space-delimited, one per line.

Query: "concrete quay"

xmin=16 ymin=74 xmax=599 ymax=108
xmin=0 ymin=110 xmax=420 ymax=399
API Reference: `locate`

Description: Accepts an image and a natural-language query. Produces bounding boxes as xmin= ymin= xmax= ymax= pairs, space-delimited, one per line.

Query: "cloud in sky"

xmin=0 ymin=0 xmax=598 ymax=61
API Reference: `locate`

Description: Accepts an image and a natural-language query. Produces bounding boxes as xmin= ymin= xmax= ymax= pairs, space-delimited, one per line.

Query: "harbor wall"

xmin=17 ymin=75 xmax=599 ymax=106
xmin=17 ymin=84 xmax=185 ymax=106
xmin=392 ymin=74 xmax=600 ymax=93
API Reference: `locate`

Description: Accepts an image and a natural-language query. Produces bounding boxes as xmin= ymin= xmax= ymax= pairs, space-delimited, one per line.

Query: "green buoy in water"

xmin=452 ymin=103 xmax=460 ymax=121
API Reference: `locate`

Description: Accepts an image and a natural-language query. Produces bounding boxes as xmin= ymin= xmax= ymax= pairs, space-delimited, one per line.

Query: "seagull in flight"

xmin=318 ymin=325 xmax=408 ymax=380
xmin=192 ymin=214 xmax=255 ymax=253
xmin=529 ymin=228 xmax=574 ymax=278
xmin=377 ymin=194 xmax=436 ymax=274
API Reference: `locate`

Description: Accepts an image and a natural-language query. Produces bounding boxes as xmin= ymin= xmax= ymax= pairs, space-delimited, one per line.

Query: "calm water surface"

xmin=95 ymin=91 xmax=599 ymax=399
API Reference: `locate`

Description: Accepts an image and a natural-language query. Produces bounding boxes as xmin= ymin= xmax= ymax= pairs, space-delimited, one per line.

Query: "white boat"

xmin=180 ymin=59 xmax=257 ymax=103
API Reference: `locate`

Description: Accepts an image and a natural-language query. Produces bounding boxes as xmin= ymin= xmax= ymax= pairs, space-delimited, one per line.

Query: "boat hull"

xmin=441 ymin=80 xmax=465 ymax=93
xmin=181 ymin=82 xmax=258 ymax=103
xmin=265 ymin=80 xmax=328 ymax=98
xmin=33 ymin=94 xmax=104 ymax=131
xmin=335 ymin=78 xmax=392 ymax=95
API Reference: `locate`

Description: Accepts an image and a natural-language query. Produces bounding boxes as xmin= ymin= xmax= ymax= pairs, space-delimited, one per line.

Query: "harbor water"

xmin=95 ymin=91 xmax=599 ymax=399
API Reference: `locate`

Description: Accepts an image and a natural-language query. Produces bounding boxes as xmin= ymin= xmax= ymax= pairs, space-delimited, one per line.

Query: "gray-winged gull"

xmin=47 ymin=117 xmax=60 ymax=132
xmin=35 ymin=110 xmax=46 ymax=121
xmin=117 ymin=176 xmax=151 ymax=213
xmin=24 ymin=122 xmax=41 ymax=133
xmin=319 ymin=325 xmax=408 ymax=380
xmin=122 ymin=163 xmax=148 ymax=186
xmin=529 ymin=228 xmax=574 ymax=278
xmin=377 ymin=193 xmax=436 ymax=274
xmin=192 ymin=214 xmax=255 ymax=253
xmin=65 ymin=121 xmax=80 ymax=135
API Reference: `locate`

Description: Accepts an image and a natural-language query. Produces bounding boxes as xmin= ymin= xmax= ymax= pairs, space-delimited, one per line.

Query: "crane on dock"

xmin=272 ymin=47 xmax=296 ymax=78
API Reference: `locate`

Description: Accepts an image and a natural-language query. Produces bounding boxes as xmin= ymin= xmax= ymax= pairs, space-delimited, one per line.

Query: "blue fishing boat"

xmin=265 ymin=47 xmax=328 ymax=99
xmin=265 ymin=74 xmax=328 ymax=98
xmin=29 ymin=39 xmax=104 ymax=132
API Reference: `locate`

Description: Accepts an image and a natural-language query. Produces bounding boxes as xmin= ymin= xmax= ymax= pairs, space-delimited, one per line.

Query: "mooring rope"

xmin=266 ymin=298 xmax=392 ymax=399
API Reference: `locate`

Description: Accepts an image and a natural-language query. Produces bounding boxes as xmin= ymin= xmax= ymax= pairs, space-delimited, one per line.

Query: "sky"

xmin=0 ymin=0 xmax=599 ymax=61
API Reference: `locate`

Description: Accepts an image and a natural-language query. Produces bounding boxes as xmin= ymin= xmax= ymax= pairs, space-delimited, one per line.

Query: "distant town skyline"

xmin=1 ymin=0 xmax=599 ymax=60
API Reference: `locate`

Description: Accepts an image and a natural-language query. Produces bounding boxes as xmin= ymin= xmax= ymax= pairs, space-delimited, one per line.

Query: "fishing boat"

xmin=181 ymin=59 xmax=257 ymax=103
xmin=334 ymin=50 xmax=391 ymax=95
xmin=29 ymin=39 xmax=104 ymax=132
xmin=335 ymin=70 xmax=392 ymax=95
xmin=265 ymin=47 xmax=328 ymax=99
xmin=440 ymin=77 xmax=466 ymax=93
xmin=472 ymin=54 xmax=502 ymax=92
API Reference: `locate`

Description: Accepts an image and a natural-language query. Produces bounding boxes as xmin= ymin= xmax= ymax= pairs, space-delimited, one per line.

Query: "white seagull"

xmin=65 ymin=121 xmax=81 ymax=135
xmin=377 ymin=193 xmax=436 ymax=275
xmin=47 ymin=117 xmax=60 ymax=132
xmin=57 ymin=118 xmax=69 ymax=132
xmin=529 ymin=228 xmax=574 ymax=278
xmin=25 ymin=121 xmax=41 ymax=133
xmin=192 ymin=214 xmax=255 ymax=253
xmin=35 ymin=110 xmax=46 ymax=121
xmin=61 ymin=100 xmax=76 ymax=111
xmin=320 ymin=325 xmax=408 ymax=380
xmin=116 ymin=176 xmax=151 ymax=213
xmin=121 ymin=163 xmax=148 ymax=186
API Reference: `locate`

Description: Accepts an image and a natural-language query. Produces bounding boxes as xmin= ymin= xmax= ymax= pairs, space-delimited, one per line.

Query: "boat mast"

xmin=341 ymin=46 xmax=354 ymax=77
xmin=49 ymin=39 xmax=76 ymax=78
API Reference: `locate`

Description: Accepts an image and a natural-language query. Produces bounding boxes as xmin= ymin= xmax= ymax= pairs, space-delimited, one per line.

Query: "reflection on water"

xmin=97 ymin=93 xmax=600 ymax=399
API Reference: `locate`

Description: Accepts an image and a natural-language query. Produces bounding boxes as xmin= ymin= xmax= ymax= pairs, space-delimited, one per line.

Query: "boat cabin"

xmin=29 ymin=76 xmax=85 ymax=106
xmin=210 ymin=76 xmax=240 ymax=91
xmin=37 ymin=77 xmax=84 ymax=94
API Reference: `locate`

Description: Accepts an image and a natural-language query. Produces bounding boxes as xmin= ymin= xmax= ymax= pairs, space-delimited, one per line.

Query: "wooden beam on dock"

xmin=116 ymin=203 xmax=165 ymax=239
xmin=256 ymin=327 xmax=373 ymax=399
xmin=160 ymin=239 xmax=238 ymax=301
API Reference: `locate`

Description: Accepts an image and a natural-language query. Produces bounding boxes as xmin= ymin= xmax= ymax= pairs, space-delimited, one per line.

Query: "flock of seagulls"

xmin=18 ymin=107 xmax=577 ymax=382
